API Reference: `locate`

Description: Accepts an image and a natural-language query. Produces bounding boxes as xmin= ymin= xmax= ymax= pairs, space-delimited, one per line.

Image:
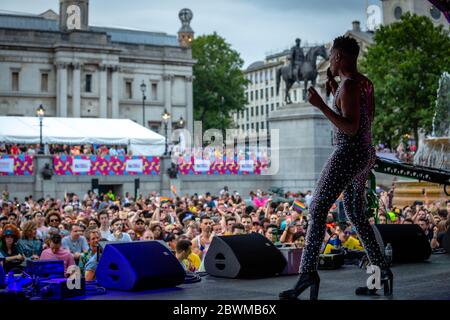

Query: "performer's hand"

xmin=326 ymin=67 xmax=334 ymax=80
xmin=307 ymin=87 xmax=326 ymax=109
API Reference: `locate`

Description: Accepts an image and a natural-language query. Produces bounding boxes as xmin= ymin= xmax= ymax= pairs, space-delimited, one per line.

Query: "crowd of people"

xmin=375 ymin=142 xmax=417 ymax=163
xmin=0 ymin=186 xmax=448 ymax=281
xmin=0 ymin=144 xmax=130 ymax=157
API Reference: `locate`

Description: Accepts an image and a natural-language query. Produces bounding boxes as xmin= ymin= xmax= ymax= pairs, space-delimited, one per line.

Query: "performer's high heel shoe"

xmin=355 ymin=268 xmax=393 ymax=296
xmin=279 ymin=271 xmax=320 ymax=300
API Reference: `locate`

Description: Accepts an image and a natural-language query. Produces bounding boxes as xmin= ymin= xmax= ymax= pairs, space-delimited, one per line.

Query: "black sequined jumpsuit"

xmin=300 ymin=78 xmax=388 ymax=273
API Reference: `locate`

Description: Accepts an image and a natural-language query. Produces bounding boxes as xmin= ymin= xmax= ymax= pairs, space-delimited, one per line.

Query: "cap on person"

xmin=1 ymin=224 xmax=20 ymax=240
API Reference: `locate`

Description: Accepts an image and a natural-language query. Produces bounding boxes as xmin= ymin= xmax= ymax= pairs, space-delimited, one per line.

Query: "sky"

xmin=0 ymin=0 xmax=382 ymax=68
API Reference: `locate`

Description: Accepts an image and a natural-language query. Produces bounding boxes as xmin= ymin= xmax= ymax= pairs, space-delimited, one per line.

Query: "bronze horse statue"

xmin=276 ymin=45 xmax=328 ymax=104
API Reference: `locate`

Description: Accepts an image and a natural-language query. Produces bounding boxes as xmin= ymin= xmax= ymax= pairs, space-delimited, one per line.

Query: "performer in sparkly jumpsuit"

xmin=279 ymin=36 xmax=393 ymax=300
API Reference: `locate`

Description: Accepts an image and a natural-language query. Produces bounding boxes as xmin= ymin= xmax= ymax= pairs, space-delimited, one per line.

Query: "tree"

xmin=360 ymin=13 xmax=450 ymax=148
xmin=192 ymin=32 xmax=248 ymax=136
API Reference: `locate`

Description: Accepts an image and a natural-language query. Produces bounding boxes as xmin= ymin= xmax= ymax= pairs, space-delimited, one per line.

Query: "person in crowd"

xmin=7 ymin=213 xmax=18 ymax=226
xmin=191 ymin=216 xmax=213 ymax=259
xmin=402 ymin=218 xmax=414 ymax=224
xmin=222 ymin=217 xmax=237 ymax=236
xmin=378 ymin=213 xmax=388 ymax=224
xmin=127 ymin=229 xmax=137 ymax=241
xmin=17 ymin=221 xmax=43 ymax=261
xmin=265 ymin=224 xmax=280 ymax=243
xmin=240 ymin=215 xmax=252 ymax=234
xmin=97 ymin=210 xmax=111 ymax=240
xmin=280 ymin=222 xmax=297 ymax=244
xmin=432 ymin=219 xmax=449 ymax=250
xmin=88 ymin=218 xmax=100 ymax=229
xmin=417 ymin=218 xmax=434 ymax=243
xmin=33 ymin=211 xmax=48 ymax=240
xmin=232 ymin=223 xmax=246 ymax=235
xmin=62 ymin=224 xmax=89 ymax=262
xmin=46 ymin=211 xmax=62 ymax=230
xmin=176 ymin=239 xmax=197 ymax=272
xmin=141 ymin=230 xmax=154 ymax=241
xmin=151 ymin=224 xmax=164 ymax=240
xmin=40 ymin=233 xmax=75 ymax=275
xmin=134 ymin=218 xmax=146 ymax=239
xmin=107 ymin=218 xmax=132 ymax=242
xmin=0 ymin=224 xmax=24 ymax=272
xmin=79 ymin=228 xmax=100 ymax=280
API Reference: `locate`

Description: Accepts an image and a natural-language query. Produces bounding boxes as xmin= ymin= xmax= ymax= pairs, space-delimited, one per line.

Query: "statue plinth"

xmin=267 ymin=102 xmax=333 ymax=190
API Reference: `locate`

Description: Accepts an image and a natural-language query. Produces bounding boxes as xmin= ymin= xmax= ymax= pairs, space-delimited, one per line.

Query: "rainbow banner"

xmin=0 ymin=155 xmax=34 ymax=176
xmin=160 ymin=197 xmax=172 ymax=203
xmin=53 ymin=155 xmax=160 ymax=176
xmin=293 ymin=200 xmax=306 ymax=212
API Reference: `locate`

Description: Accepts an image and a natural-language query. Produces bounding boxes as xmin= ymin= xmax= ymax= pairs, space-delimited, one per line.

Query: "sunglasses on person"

xmin=50 ymin=219 xmax=60 ymax=223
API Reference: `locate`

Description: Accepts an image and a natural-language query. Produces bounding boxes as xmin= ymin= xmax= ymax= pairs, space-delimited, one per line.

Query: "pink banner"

xmin=176 ymin=148 xmax=269 ymax=175
xmin=0 ymin=155 xmax=34 ymax=176
xmin=53 ymin=155 xmax=160 ymax=176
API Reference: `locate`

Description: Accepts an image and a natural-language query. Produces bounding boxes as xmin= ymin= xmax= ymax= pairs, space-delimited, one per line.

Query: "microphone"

xmin=326 ymin=68 xmax=334 ymax=98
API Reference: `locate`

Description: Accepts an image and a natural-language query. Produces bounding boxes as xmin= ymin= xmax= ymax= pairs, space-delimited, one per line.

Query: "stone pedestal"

xmin=268 ymin=102 xmax=333 ymax=191
xmin=34 ymin=155 xmax=57 ymax=199
xmin=159 ymin=155 xmax=172 ymax=197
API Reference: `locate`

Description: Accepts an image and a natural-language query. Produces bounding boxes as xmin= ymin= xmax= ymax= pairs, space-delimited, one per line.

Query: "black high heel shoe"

xmin=279 ymin=271 xmax=320 ymax=300
xmin=355 ymin=268 xmax=393 ymax=296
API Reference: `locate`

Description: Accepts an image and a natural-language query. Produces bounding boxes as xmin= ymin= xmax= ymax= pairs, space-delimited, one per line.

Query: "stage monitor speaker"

xmin=96 ymin=241 xmax=185 ymax=291
xmin=204 ymin=233 xmax=286 ymax=278
xmin=374 ymin=224 xmax=431 ymax=263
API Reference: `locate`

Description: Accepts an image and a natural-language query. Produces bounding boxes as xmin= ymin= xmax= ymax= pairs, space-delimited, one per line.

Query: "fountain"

xmin=390 ymin=72 xmax=450 ymax=207
xmin=414 ymin=72 xmax=450 ymax=171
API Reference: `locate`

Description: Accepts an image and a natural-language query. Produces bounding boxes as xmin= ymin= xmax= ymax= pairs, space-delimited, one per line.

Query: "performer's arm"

xmin=308 ymin=80 xmax=360 ymax=136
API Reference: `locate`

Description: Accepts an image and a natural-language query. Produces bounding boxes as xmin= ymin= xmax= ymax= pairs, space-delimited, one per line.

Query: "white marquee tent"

xmin=0 ymin=116 xmax=165 ymax=156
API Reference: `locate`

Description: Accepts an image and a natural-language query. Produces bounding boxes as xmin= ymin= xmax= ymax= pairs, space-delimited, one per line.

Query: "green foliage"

xmin=360 ymin=13 xmax=450 ymax=147
xmin=192 ymin=32 xmax=248 ymax=135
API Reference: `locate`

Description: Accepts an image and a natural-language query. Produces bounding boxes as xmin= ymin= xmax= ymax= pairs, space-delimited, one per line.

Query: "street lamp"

xmin=178 ymin=116 xmax=184 ymax=128
xmin=162 ymin=109 xmax=171 ymax=155
xmin=36 ymin=104 xmax=45 ymax=154
xmin=140 ymin=81 xmax=147 ymax=127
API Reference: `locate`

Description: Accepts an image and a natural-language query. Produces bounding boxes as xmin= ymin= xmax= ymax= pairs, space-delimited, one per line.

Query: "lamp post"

xmin=36 ymin=104 xmax=45 ymax=154
xmin=140 ymin=81 xmax=147 ymax=127
xmin=178 ymin=116 xmax=184 ymax=128
xmin=162 ymin=109 xmax=171 ymax=155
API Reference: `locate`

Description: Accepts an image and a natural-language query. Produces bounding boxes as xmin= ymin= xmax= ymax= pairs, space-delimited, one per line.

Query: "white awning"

xmin=0 ymin=116 xmax=165 ymax=156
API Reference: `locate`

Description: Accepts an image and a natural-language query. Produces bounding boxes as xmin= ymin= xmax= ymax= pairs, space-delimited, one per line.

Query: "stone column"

xmin=72 ymin=63 xmax=81 ymax=118
xmin=56 ymin=62 xmax=68 ymax=117
xmin=163 ymin=74 xmax=173 ymax=140
xmin=99 ymin=64 xmax=108 ymax=118
xmin=111 ymin=65 xmax=120 ymax=119
xmin=185 ymin=75 xmax=194 ymax=136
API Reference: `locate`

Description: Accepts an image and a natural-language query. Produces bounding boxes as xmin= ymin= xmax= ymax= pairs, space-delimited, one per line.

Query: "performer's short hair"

xmin=332 ymin=36 xmax=360 ymax=58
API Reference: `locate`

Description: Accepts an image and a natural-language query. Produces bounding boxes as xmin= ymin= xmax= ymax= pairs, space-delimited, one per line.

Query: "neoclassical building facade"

xmin=0 ymin=0 xmax=195 ymax=138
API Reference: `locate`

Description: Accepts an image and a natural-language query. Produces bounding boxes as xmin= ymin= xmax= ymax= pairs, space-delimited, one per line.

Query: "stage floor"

xmin=83 ymin=253 xmax=450 ymax=300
